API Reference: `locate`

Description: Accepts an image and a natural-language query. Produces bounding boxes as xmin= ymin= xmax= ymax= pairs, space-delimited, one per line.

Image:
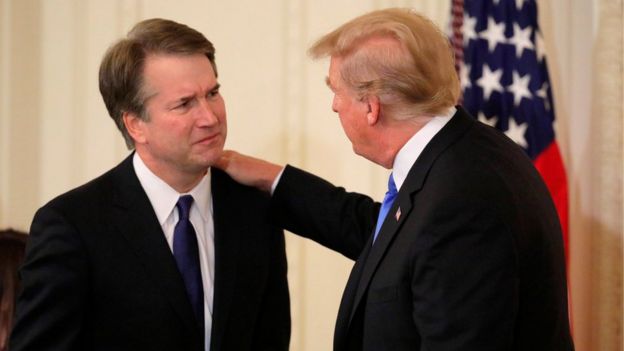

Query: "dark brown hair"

xmin=99 ymin=18 xmax=217 ymax=148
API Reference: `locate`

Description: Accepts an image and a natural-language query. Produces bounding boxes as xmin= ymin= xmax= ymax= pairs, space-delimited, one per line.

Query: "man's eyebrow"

xmin=209 ymin=83 xmax=221 ymax=91
xmin=175 ymin=94 xmax=194 ymax=102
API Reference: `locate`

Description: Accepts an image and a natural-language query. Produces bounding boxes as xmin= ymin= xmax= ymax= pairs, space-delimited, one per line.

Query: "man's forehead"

xmin=327 ymin=57 xmax=342 ymax=85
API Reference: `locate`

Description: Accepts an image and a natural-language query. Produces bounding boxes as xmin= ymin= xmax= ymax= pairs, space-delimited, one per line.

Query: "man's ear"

xmin=365 ymin=95 xmax=380 ymax=126
xmin=123 ymin=112 xmax=146 ymax=145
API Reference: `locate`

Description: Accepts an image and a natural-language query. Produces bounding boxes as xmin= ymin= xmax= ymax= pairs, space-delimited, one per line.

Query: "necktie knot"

xmin=387 ymin=173 xmax=397 ymax=195
xmin=176 ymin=195 xmax=194 ymax=220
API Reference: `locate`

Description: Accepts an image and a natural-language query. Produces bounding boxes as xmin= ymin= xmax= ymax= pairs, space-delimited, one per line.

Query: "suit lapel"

xmin=346 ymin=196 xmax=413 ymax=326
xmin=110 ymin=154 xmax=202 ymax=337
xmin=209 ymin=168 xmax=241 ymax=351
xmin=346 ymin=107 xmax=476 ymax=326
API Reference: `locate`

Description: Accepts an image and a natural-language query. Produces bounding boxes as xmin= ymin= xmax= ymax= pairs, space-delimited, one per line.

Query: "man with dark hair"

xmin=217 ymin=8 xmax=573 ymax=351
xmin=10 ymin=18 xmax=290 ymax=351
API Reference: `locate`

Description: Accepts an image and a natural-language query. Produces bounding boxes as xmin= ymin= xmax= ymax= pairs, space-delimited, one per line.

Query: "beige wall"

xmin=0 ymin=0 xmax=622 ymax=350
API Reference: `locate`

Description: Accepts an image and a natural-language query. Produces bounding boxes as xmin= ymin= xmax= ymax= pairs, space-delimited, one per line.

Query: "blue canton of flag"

xmin=459 ymin=0 xmax=554 ymax=159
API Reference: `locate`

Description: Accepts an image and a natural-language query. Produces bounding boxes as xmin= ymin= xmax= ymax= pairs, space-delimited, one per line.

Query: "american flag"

xmin=451 ymin=0 xmax=569 ymax=262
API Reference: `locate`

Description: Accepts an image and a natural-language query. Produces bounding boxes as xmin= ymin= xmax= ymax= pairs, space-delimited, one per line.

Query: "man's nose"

xmin=197 ymin=100 xmax=219 ymax=126
xmin=332 ymin=95 xmax=339 ymax=113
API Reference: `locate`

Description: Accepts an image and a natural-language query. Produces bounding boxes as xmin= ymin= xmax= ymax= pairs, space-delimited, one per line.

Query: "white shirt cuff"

xmin=270 ymin=167 xmax=285 ymax=195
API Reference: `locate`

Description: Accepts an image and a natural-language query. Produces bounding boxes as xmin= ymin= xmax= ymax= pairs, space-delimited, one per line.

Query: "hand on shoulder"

xmin=214 ymin=150 xmax=283 ymax=193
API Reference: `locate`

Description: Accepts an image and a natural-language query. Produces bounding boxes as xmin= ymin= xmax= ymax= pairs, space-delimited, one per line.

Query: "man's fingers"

xmin=214 ymin=150 xmax=237 ymax=170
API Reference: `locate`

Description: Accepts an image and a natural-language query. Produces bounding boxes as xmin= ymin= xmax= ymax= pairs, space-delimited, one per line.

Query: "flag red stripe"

xmin=533 ymin=141 xmax=569 ymax=265
xmin=451 ymin=0 xmax=464 ymax=74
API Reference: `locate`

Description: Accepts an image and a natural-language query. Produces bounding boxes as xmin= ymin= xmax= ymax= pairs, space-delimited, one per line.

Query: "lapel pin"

xmin=395 ymin=207 xmax=401 ymax=221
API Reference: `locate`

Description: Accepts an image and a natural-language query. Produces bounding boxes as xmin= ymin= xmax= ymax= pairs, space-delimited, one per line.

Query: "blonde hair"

xmin=309 ymin=8 xmax=460 ymax=119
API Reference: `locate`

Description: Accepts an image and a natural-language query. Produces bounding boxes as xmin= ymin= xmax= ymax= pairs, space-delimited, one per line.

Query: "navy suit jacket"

xmin=271 ymin=107 xmax=573 ymax=350
xmin=10 ymin=154 xmax=290 ymax=351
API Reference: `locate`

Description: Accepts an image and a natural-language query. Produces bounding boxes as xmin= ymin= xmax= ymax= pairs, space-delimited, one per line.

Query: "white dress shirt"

xmin=133 ymin=153 xmax=215 ymax=351
xmin=391 ymin=107 xmax=456 ymax=191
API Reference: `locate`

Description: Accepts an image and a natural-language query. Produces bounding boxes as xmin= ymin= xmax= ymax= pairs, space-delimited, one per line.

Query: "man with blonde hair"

xmin=218 ymin=8 xmax=573 ymax=351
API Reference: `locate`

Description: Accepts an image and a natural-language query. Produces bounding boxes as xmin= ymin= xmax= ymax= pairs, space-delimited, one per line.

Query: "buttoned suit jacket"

xmin=10 ymin=154 xmax=290 ymax=351
xmin=271 ymin=107 xmax=573 ymax=351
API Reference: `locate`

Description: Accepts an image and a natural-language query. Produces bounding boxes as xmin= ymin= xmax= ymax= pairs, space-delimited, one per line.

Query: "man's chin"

xmin=352 ymin=147 xmax=387 ymax=167
xmin=192 ymin=151 xmax=223 ymax=169
xmin=352 ymin=146 xmax=367 ymax=160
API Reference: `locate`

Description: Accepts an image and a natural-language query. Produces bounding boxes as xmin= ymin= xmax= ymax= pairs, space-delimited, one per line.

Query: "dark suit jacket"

xmin=10 ymin=154 xmax=290 ymax=351
xmin=271 ymin=107 xmax=573 ymax=350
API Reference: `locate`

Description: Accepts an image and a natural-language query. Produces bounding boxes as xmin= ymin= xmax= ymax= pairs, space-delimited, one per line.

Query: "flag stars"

xmin=535 ymin=31 xmax=547 ymax=62
xmin=509 ymin=23 xmax=534 ymax=58
xmin=478 ymin=112 xmax=498 ymax=127
xmin=505 ymin=117 xmax=528 ymax=148
xmin=463 ymin=14 xmax=478 ymax=45
xmin=460 ymin=63 xmax=471 ymax=91
xmin=536 ymin=81 xmax=548 ymax=99
xmin=516 ymin=0 xmax=526 ymax=10
xmin=480 ymin=17 xmax=507 ymax=53
xmin=536 ymin=82 xmax=551 ymax=110
xmin=476 ymin=64 xmax=504 ymax=99
xmin=455 ymin=0 xmax=560 ymax=166
xmin=508 ymin=71 xmax=532 ymax=106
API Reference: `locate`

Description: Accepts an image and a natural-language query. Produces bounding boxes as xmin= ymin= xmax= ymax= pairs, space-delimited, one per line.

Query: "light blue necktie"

xmin=373 ymin=173 xmax=398 ymax=243
xmin=173 ymin=195 xmax=205 ymax=338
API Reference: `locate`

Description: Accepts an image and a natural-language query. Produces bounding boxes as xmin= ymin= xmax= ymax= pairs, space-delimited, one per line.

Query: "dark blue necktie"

xmin=173 ymin=195 xmax=205 ymax=331
xmin=373 ymin=173 xmax=398 ymax=243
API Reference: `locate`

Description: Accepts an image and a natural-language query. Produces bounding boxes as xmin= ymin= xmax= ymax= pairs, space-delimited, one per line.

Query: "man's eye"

xmin=175 ymin=100 xmax=191 ymax=109
xmin=208 ymin=89 xmax=219 ymax=98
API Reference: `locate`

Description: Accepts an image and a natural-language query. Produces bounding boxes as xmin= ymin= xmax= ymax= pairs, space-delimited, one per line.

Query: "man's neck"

xmin=376 ymin=116 xmax=432 ymax=168
xmin=135 ymin=150 xmax=207 ymax=193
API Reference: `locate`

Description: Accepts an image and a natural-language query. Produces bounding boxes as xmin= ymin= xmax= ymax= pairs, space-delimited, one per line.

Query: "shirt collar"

xmin=133 ymin=153 xmax=212 ymax=224
xmin=392 ymin=106 xmax=456 ymax=190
